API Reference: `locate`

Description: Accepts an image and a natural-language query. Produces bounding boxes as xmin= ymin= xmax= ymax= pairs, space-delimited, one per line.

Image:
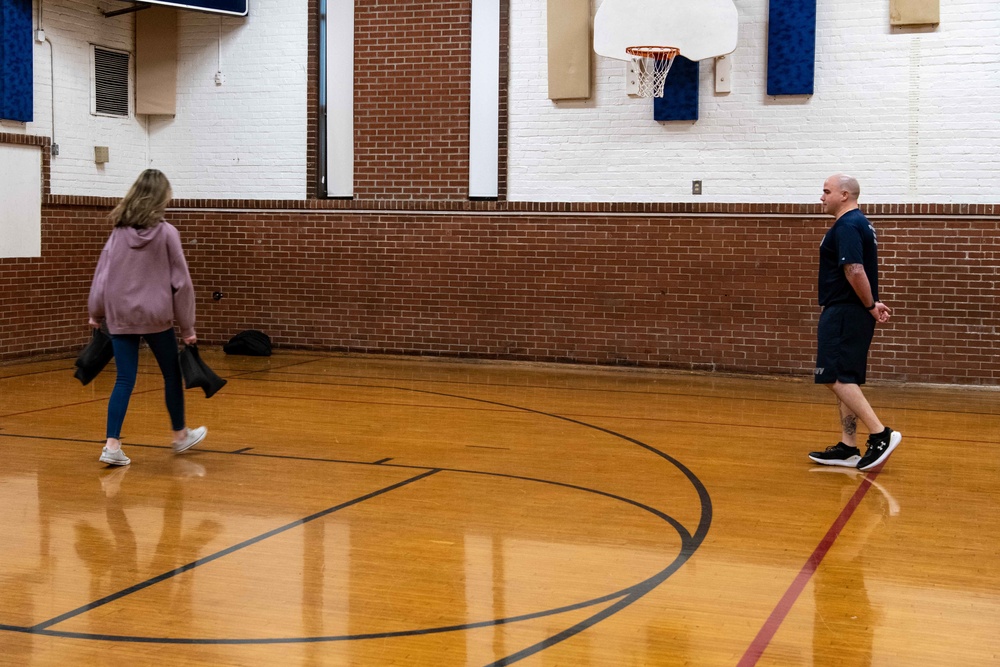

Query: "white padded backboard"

xmin=0 ymin=144 xmax=42 ymax=258
xmin=594 ymin=0 xmax=738 ymax=62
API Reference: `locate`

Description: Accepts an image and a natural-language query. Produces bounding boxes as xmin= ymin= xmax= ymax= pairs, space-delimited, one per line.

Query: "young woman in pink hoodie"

xmin=88 ymin=169 xmax=207 ymax=465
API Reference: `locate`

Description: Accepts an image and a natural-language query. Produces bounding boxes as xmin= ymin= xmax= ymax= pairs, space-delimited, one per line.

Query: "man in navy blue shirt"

xmin=808 ymin=174 xmax=901 ymax=471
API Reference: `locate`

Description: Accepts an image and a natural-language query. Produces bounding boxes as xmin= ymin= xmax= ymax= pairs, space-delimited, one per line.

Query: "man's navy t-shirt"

xmin=818 ymin=208 xmax=879 ymax=307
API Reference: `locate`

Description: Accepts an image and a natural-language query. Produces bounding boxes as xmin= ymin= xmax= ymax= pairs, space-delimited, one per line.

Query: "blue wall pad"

xmin=653 ymin=56 xmax=698 ymax=122
xmin=767 ymin=0 xmax=817 ymax=96
xmin=145 ymin=1 xmax=248 ymax=16
xmin=0 ymin=0 xmax=33 ymax=122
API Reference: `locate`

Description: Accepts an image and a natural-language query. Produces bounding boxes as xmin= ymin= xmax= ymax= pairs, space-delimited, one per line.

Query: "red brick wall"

xmin=4 ymin=4 xmax=999 ymax=387
xmin=309 ymin=0 xmax=510 ymax=200
xmin=0 ymin=206 xmax=104 ymax=359
xmin=352 ymin=1 xmax=474 ymax=200
xmin=4 ymin=200 xmax=999 ymax=386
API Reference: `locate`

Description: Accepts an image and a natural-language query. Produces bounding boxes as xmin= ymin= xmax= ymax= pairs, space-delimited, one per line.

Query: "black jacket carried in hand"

xmin=179 ymin=344 xmax=228 ymax=398
xmin=74 ymin=328 xmax=114 ymax=385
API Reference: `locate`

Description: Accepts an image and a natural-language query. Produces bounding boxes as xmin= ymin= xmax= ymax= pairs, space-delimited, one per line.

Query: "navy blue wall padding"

xmin=767 ymin=0 xmax=817 ymax=96
xmin=653 ymin=56 xmax=699 ymax=122
xmin=0 ymin=0 xmax=33 ymax=122
xmin=147 ymin=0 xmax=248 ymax=15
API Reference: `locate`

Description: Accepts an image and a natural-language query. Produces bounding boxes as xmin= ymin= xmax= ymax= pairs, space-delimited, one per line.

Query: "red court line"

xmin=737 ymin=472 xmax=877 ymax=666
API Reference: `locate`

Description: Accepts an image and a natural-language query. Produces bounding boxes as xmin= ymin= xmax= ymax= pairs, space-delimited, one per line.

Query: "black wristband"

xmin=866 ymin=302 xmax=877 ymax=310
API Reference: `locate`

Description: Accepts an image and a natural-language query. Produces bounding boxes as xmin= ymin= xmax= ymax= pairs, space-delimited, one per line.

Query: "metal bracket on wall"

xmin=103 ymin=2 xmax=151 ymax=18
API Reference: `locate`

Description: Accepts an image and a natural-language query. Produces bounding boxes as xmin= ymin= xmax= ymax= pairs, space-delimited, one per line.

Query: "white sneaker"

xmin=173 ymin=426 xmax=207 ymax=454
xmin=99 ymin=447 xmax=131 ymax=466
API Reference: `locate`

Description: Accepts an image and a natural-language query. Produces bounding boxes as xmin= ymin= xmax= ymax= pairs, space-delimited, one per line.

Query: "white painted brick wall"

xmin=8 ymin=0 xmax=305 ymax=199
xmin=508 ymin=0 xmax=1000 ymax=203
xmin=13 ymin=0 xmax=147 ymax=196
xmin=6 ymin=0 xmax=996 ymax=203
xmin=147 ymin=2 xmax=307 ymax=198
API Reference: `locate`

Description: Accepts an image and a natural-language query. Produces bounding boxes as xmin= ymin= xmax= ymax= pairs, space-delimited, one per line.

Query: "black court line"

xmin=261 ymin=366 xmax=799 ymax=401
xmin=238 ymin=372 xmax=995 ymax=420
xmin=0 ymin=430 xmax=690 ymax=539
xmin=0 ymin=367 xmax=75 ymax=381
xmin=0 ymin=380 xmax=196 ymax=419
xmin=7 ymin=593 xmax=637 ymax=645
xmin=142 ymin=442 xmax=698 ymax=543
xmin=3 ymin=352 xmax=998 ymax=419
xmin=229 ymin=384 xmax=711 ymax=664
xmin=1 ymin=396 xmax=114 ymax=419
xmin=0 ymin=361 xmax=239 ymax=383
xmin=0 ymin=356 xmax=990 ymax=659
xmin=255 ymin=366 xmax=988 ymax=417
xmin=0 ymin=384 xmax=709 ymax=655
xmin=0 ymin=354 xmax=319 ymax=419
xmin=0 ymin=433 xmax=171 ymax=450
xmin=466 ymin=444 xmax=510 ymax=450
xmin=0 ymin=458 xmax=695 ymax=645
xmin=8 ymin=468 xmax=695 ymax=646
xmin=164 ymin=384 xmax=906 ymax=442
xmin=221 ymin=390 xmax=519 ymax=415
xmin=29 ymin=469 xmax=440 ymax=632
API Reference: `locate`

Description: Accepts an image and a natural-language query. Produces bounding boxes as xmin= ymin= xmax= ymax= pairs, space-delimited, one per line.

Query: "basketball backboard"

xmin=594 ymin=0 xmax=738 ymax=62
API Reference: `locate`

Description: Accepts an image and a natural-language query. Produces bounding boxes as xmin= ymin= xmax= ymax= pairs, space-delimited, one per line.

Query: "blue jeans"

xmin=107 ymin=329 xmax=185 ymax=439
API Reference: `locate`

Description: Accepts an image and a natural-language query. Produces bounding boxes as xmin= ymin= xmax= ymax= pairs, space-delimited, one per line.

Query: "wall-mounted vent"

xmin=92 ymin=46 xmax=130 ymax=117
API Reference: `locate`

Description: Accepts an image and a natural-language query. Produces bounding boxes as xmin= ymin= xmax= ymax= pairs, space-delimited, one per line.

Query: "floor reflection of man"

xmin=810 ymin=469 xmax=899 ymax=667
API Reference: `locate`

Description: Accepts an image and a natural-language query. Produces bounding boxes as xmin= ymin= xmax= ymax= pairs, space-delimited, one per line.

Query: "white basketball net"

xmin=627 ymin=46 xmax=679 ymax=98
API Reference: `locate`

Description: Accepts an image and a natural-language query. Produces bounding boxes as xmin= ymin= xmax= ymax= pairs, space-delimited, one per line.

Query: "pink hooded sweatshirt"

xmin=88 ymin=221 xmax=196 ymax=338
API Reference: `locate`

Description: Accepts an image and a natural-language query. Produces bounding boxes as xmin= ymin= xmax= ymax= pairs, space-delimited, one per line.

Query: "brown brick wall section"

xmin=4 ymin=202 xmax=999 ymax=386
xmin=352 ymin=1 xmax=472 ymax=200
xmin=310 ymin=0 xmax=508 ymax=201
xmin=0 ymin=207 xmax=105 ymax=359
xmin=306 ymin=0 xmax=319 ymax=199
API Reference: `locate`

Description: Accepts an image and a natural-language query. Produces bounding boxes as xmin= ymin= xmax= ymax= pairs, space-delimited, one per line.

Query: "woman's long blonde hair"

xmin=109 ymin=169 xmax=173 ymax=229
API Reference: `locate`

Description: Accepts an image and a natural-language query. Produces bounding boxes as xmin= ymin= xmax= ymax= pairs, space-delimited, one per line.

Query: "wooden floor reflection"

xmin=1 ymin=350 xmax=998 ymax=666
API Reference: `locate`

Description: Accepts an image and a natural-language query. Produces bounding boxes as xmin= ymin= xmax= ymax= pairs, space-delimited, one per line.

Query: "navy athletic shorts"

xmin=814 ymin=304 xmax=877 ymax=385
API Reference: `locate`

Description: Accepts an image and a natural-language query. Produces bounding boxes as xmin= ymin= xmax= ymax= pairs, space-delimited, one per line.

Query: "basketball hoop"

xmin=625 ymin=46 xmax=680 ymax=98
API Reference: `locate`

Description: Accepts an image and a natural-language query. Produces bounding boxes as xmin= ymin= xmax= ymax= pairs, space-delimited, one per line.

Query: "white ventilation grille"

xmin=93 ymin=46 xmax=130 ymax=117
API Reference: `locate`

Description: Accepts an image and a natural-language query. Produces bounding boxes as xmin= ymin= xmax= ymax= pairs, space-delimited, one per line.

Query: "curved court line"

xmin=0 ymin=357 xmax=318 ymax=419
xmin=1 ymin=384 xmax=712 ymax=656
xmin=250 ymin=370 xmax=995 ymax=422
xmin=8 ymin=466 xmax=696 ymax=645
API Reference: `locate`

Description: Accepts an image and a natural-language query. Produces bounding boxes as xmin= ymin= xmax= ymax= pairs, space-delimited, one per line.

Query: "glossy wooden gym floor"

xmin=1 ymin=350 xmax=998 ymax=666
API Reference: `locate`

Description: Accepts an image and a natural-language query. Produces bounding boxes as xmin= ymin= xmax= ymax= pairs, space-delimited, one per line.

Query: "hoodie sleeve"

xmin=88 ymin=239 xmax=112 ymax=320
xmin=164 ymin=223 xmax=197 ymax=338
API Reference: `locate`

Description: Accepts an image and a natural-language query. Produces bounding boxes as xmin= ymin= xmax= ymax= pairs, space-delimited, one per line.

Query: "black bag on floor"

xmin=223 ymin=329 xmax=272 ymax=356
xmin=74 ymin=328 xmax=114 ymax=386
xmin=179 ymin=344 xmax=228 ymax=398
